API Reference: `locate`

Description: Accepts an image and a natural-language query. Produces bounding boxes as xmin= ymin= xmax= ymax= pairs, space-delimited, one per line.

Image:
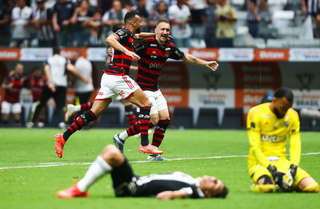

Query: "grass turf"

xmin=0 ymin=128 xmax=319 ymax=209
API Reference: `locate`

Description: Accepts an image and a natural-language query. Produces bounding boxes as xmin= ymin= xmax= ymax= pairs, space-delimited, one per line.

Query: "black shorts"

xmin=111 ymin=158 xmax=139 ymax=197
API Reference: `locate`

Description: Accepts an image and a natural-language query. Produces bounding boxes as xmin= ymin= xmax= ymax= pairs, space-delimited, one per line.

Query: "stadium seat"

xmin=170 ymin=108 xmax=193 ymax=129
xmin=196 ymin=108 xmax=219 ymax=129
xmin=220 ymin=108 xmax=244 ymax=129
xmin=97 ymin=107 xmax=120 ymax=128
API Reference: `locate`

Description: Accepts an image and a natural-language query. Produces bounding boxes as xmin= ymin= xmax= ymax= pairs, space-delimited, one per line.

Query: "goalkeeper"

xmin=247 ymin=87 xmax=319 ymax=193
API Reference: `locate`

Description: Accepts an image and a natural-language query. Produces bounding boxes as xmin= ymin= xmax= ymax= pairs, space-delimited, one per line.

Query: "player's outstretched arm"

xmin=182 ymin=54 xmax=218 ymax=71
xmin=156 ymin=189 xmax=189 ymax=200
xmin=135 ymin=33 xmax=156 ymax=39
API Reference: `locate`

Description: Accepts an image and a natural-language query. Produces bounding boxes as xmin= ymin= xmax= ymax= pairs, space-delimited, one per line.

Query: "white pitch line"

xmin=1 ymin=152 xmax=320 ymax=170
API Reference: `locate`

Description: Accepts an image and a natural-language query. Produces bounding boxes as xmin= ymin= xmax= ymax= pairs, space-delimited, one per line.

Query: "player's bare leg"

xmin=298 ymin=177 xmax=319 ymax=193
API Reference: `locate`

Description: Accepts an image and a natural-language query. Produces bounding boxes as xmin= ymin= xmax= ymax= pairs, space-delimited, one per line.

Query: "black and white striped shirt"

xmin=246 ymin=0 xmax=261 ymax=22
xmin=305 ymin=0 xmax=320 ymax=16
xmin=32 ymin=8 xmax=54 ymax=41
xmin=133 ymin=172 xmax=205 ymax=198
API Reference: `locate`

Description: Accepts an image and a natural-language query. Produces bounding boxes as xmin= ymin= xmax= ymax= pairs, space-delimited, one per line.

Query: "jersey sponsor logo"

xmin=149 ymin=62 xmax=163 ymax=69
xmin=284 ymin=121 xmax=289 ymax=128
xmin=150 ymin=44 xmax=157 ymax=47
xmin=251 ymin=122 xmax=255 ymax=128
xmin=261 ymin=135 xmax=283 ymax=142
xmin=151 ymin=55 xmax=157 ymax=58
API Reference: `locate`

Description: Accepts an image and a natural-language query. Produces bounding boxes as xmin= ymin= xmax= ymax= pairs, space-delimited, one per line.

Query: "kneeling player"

xmin=56 ymin=144 xmax=228 ymax=199
xmin=247 ymin=87 xmax=319 ymax=193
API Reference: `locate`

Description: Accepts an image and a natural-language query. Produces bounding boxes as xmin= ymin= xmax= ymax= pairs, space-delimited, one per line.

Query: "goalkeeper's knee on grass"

xmin=251 ymin=184 xmax=275 ymax=193
xmin=302 ymin=182 xmax=319 ymax=193
xmin=251 ymin=175 xmax=275 ymax=193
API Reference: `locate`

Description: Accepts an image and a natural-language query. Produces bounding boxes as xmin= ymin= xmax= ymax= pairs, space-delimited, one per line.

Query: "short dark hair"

xmin=274 ymin=87 xmax=294 ymax=103
xmin=156 ymin=19 xmax=170 ymax=27
xmin=214 ymin=186 xmax=228 ymax=198
xmin=124 ymin=11 xmax=139 ymax=25
xmin=53 ymin=46 xmax=60 ymax=55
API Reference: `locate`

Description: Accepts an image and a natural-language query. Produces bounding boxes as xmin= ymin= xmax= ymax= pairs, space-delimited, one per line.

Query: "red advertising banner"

xmin=254 ymin=49 xmax=290 ymax=62
xmin=232 ymin=62 xmax=282 ymax=122
xmin=159 ymin=62 xmax=189 ymax=108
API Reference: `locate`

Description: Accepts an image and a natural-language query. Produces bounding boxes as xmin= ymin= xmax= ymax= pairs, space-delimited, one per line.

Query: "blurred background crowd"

xmin=0 ymin=0 xmax=319 ymax=49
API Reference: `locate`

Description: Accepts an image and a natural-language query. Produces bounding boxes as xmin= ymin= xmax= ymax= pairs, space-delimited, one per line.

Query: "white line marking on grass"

xmin=1 ymin=152 xmax=320 ymax=170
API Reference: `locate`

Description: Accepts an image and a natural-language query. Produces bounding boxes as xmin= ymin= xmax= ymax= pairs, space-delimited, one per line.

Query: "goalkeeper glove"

xmin=267 ymin=165 xmax=290 ymax=191
xmin=282 ymin=164 xmax=298 ymax=189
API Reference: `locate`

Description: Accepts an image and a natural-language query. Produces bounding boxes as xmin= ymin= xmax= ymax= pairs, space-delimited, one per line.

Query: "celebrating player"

xmin=56 ymin=144 xmax=228 ymax=199
xmin=55 ymin=11 xmax=163 ymax=158
xmin=247 ymin=87 xmax=319 ymax=193
xmin=112 ymin=19 xmax=219 ymax=161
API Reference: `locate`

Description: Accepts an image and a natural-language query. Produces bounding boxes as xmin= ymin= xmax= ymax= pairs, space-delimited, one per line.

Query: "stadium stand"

xmin=196 ymin=108 xmax=219 ymax=128
xmin=220 ymin=108 xmax=243 ymax=129
xmin=171 ymin=107 xmax=193 ymax=129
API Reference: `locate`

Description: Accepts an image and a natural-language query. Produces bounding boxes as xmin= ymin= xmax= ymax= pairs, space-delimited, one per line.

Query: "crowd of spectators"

xmin=0 ymin=48 xmax=92 ymax=127
xmin=0 ymin=0 xmax=318 ymax=49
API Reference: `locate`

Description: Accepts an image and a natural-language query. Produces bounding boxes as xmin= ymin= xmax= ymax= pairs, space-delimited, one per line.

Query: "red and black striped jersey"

xmin=103 ymin=28 xmax=136 ymax=76
xmin=27 ymin=75 xmax=47 ymax=102
xmin=134 ymin=38 xmax=185 ymax=91
xmin=3 ymin=74 xmax=26 ymax=103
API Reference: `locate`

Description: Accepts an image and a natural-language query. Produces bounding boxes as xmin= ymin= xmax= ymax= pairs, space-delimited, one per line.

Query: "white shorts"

xmin=1 ymin=101 xmax=22 ymax=114
xmin=144 ymin=90 xmax=168 ymax=115
xmin=95 ymin=74 xmax=140 ymax=101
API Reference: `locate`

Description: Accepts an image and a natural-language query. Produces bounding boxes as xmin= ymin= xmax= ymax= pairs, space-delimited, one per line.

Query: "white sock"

xmin=119 ymin=131 xmax=129 ymax=140
xmin=73 ymin=105 xmax=81 ymax=112
xmin=77 ymin=156 xmax=112 ymax=192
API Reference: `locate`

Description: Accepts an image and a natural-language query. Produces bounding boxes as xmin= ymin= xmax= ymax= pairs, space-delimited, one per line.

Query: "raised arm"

xmin=182 ymin=54 xmax=219 ymax=71
xmin=106 ymin=34 xmax=140 ymax=59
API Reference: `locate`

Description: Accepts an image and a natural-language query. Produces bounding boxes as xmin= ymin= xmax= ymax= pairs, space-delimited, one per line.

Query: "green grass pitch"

xmin=0 ymin=128 xmax=319 ymax=209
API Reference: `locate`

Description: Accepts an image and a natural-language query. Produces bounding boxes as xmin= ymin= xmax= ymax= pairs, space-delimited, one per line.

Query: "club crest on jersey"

xmin=165 ymin=51 xmax=170 ymax=57
xmin=284 ymin=121 xmax=289 ymax=128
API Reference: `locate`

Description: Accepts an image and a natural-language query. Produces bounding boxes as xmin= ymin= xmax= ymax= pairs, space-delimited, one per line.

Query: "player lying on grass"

xmin=56 ymin=144 xmax=228 ymax=199
xmin=247 ymin=87 xmax=319 ymax=193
